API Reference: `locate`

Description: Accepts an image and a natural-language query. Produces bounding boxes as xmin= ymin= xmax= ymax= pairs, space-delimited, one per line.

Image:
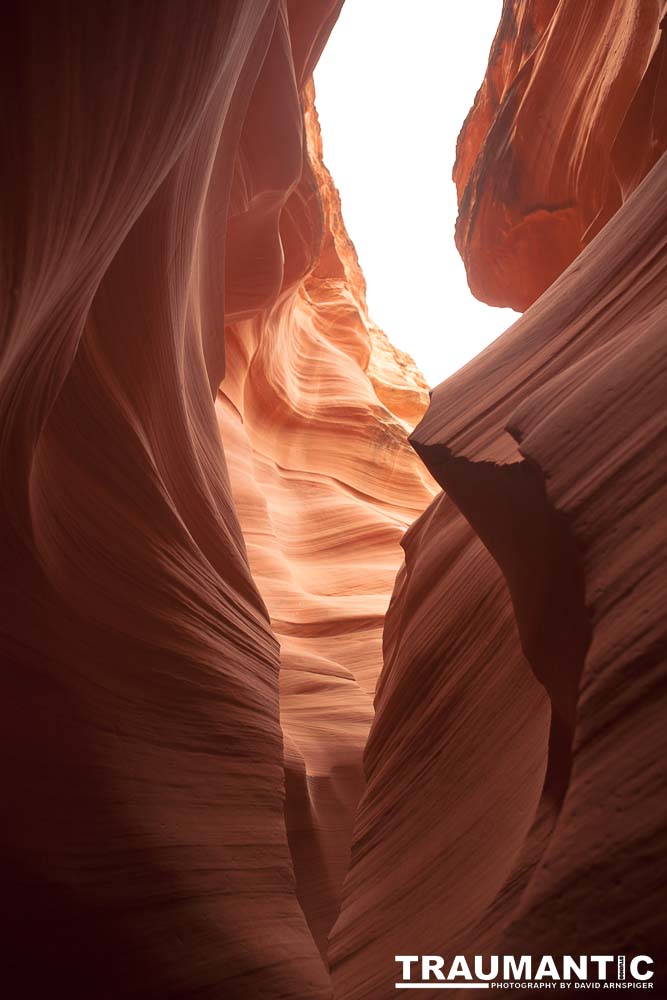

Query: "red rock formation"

xmin=332 ymin=151 xmax=667 ymax=1000
xmin=331 ymin=18 xmax=667 ymax=997
xmin=454 ymin=0 xmax=667 ymax=310
xmin=219 ymin=81 xmax=435 ymax=955
xmin=3 ymin=1 xmax=664 ymax=997
xmin=0 ymin=2 xmax=433 ymax=996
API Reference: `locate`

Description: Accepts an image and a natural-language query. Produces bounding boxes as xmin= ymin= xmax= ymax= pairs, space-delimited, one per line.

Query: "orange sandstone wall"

xmin=0 ymin=2 xmax=433 ymax=997
xmin=332 ymin=156 xmax=667 ymax=993
xmin=330 ymin=3 xmax=667 ymax=996
xmin=2 ymin=2 xmax=664 ymax=998
xmin=454 ymin=0 xmax=667 ymax=310
xmin=218 ymin=81 xmax=435 ymax=954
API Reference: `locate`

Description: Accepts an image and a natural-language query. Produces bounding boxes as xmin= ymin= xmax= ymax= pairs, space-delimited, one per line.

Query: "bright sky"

xmin=314 ymin=1 xmax=519 ymax=388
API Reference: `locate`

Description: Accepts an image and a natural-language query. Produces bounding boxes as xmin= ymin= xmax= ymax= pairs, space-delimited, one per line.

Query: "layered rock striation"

xmin=332 ymin=152 xmax=667 ymax=997
xmin=218 ymin=80 xmax=435 ymax=955
xmin=454 ymin=0 xmax=667 ymax=310
xmin=1 ymin=1 xmax=665 ymax=998
xmin=0 ymin=2 xmax=433 ymax=996
xmin=331 ymin=3 xmax=667 ymax=995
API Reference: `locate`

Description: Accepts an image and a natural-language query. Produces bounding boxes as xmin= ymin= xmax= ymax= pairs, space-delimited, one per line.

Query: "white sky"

xmin=314 ymin=0 xmax=519 ymax=388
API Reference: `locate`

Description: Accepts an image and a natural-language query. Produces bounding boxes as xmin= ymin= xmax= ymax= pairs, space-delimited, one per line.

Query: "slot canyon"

xmin=0 ymin=2 xmax=665 ymax=998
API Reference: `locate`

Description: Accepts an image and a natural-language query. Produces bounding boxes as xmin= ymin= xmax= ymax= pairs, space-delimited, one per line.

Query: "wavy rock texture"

xmin=218 ymin=82 xmax=435 ymax=955
xmin=331 ymin=109 xmax=667 ymax=1000
xmin=0 ymin=2 xmax=433 ymax=997
xmin=3 ymin=2 xmax=665 ymax=998
xmin=454 ymin=0 xmax=667 ymax=310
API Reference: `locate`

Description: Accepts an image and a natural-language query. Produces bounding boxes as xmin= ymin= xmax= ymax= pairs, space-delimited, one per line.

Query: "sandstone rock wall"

xmin=332 ymin=152 xmax=667 ymax=997
xmin=1 ymin=2 xmax=664 ymax=998
xmin=0 ymin=3 xmax=433 ymax=996
xmin=454 ymin=0 xmax=667 ymax=310
xmin=218 ymin=80 xmax=435 ymax=955
xmin=331 ymin=2 xmax=667 ymax=994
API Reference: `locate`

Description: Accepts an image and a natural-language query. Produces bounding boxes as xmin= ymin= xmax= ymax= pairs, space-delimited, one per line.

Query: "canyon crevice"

xmin=1 ymin=2 xmax=665 ymax=999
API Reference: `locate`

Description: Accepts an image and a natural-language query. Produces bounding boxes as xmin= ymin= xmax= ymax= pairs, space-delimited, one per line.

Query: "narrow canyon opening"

xmin=313 ymin=0 xmax=520 ymax=387
xmin=245 ymin=3 xmax=594 ymax=975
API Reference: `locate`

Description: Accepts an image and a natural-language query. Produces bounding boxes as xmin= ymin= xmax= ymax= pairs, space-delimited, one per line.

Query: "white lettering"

xmin=421 ymin=956 xmax=445 ymax=981
xmin=447 ymin=956 xmax=472 ymax=980
xmin=393 ymin=954 xmax=653 ymax=986
xmin=474 ymin=956 xmax=499 ymax=980
xmin=630 ymin=957 xmax=653 ymax=981
xmin=395 ymin=956 xmax=419 ymax=980
xmin=504 ymin=956 xmax=531 ymax=980
xmin=590 ymin=957 xmax=613 ymax=980
xmin=535 ymin=955 xmax=560 ymax=980
xmin=563 ymin=956 xmax=588 ymax=980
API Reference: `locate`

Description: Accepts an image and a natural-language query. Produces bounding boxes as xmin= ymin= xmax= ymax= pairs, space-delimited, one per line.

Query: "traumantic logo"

xmin=394 ymin=955 xmax=654 ymax=990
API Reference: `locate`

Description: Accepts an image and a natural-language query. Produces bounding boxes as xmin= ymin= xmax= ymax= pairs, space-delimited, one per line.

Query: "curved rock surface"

xmin=331 ymin=132 xmax=667 ymax=1000
xmin=219 ymin=81 xmax=435 ymax=955
xmin=454 ymin=0 xmax=667 ymax=310
xmin=330 ymin=5 xmax=667 ymax=994
xmin=2 ymin=1 xmax=664 ymax=997
xmin=0 ymin=2 xmax=433 ymax=996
